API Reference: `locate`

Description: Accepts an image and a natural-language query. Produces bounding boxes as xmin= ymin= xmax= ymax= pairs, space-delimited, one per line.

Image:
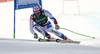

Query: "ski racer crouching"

xmin=30 ymin=3 xmax=71 ymax=40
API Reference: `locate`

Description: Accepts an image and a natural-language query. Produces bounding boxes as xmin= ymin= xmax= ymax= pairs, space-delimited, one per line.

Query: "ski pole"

xmin=60 ymin=28 xmax=95 ymax=39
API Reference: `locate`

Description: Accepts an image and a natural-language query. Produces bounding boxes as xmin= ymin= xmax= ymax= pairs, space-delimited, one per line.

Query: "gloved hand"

xmin=34 ymin=33 xmax=38 ymax=39
xmin=55 ymin=24 xmax=60 ymax=30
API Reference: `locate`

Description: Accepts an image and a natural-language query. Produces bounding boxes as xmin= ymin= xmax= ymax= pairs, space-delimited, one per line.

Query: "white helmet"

xmin=33 ymin=3 xmax=42 ymax=14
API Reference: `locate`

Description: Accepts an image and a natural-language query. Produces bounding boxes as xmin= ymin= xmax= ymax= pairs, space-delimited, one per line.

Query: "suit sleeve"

xmin=30 ymin=15 xmax=35 ymax=34
xmin=44 ymin=10 xmax=58 ymax=24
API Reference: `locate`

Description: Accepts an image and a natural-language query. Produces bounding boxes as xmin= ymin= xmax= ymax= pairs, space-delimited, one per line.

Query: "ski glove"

xmin=34 ymin=33 xmax=38 ymax=39
xmin=55 ymin=24 xmax=60 ymax=30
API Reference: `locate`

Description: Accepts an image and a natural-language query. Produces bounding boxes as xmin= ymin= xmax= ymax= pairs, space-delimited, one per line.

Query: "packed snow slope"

xmin=0 ymin=38 xmax=100 ymax=54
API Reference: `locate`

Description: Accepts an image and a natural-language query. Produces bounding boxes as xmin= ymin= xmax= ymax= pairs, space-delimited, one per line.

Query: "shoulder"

xmin=43 ymin=9 xmax=52 ymax=15
xmin=31 ymin=13 xmax=35 ymax=16
xmin=30 ymin=13 xmax=35 ymax=19
xmin=30 ymin=13 xmax=35 ymax=21
xmin=44 ymin=10 xmax=50 ymax=13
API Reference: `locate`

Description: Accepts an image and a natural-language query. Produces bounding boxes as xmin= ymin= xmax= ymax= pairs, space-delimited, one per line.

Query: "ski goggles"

xmin=34 ymin=11 xmax=40 ymax=14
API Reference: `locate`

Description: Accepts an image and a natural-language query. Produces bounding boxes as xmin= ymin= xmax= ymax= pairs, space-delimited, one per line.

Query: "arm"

xmin=30 ymin=15 xmax=38 ymax=39
xmin=44 ymin=10 xmax=58 ymax=25
xmin=30 ymin=15 xmax=35 ymax=34
xmin=44 ymin=10 xmax=60 ymax=30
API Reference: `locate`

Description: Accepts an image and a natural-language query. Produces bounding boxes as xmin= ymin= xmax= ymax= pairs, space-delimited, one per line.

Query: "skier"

xmin=30 ymin=3 xmax=70 ymax=40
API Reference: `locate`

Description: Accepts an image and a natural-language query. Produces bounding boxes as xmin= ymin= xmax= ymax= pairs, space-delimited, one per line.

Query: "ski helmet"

xmin=33 ymin=3 xmax=42 ymax=14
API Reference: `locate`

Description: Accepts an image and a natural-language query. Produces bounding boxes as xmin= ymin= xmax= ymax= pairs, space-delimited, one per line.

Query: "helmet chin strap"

xmin=35 ymin=12 xmax=41 ymax=17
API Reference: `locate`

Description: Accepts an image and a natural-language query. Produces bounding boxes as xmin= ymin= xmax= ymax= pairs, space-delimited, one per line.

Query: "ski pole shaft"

xmin=60 ymin=28 xmax=95 ymax=39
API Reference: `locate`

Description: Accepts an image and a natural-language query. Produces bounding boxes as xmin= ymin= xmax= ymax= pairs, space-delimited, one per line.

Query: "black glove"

xmin=34 ymin=33 xmax=38 ymax=39
xmin=55 ymin=24 xmax=60 ymax=30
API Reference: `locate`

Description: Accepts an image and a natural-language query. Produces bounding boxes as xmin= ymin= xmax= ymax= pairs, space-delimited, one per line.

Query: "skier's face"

xmin=33 ymin=5 xmax=41 ymax=17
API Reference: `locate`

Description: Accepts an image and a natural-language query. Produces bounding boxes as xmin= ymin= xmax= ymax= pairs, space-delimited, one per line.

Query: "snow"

xmin=0 ymin=38 xmax=100 ymax=54
xmin=0 ymin=0 xmax=100 ymax=54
